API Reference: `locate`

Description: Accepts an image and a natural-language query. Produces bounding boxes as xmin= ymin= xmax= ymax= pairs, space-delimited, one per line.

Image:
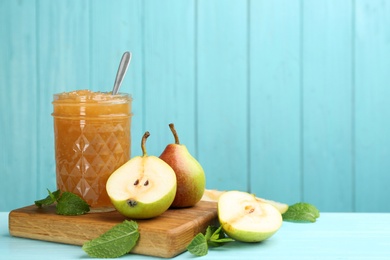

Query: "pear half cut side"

xmin=218 ymin=190 xmax=283 ymax=242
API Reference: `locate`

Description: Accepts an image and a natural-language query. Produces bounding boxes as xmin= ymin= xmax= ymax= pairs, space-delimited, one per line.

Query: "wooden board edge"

xmin=8 ymin=201 xmax=219 ymax=258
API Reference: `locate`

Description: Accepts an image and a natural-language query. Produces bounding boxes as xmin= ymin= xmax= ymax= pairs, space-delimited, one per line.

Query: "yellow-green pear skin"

xmin=106 ymin=132 xmax=177 ymax=219
xmin=218 ymin=191 xmax=283 ymax=242
xmin=159 ymin=123 xmax=206 ymax=208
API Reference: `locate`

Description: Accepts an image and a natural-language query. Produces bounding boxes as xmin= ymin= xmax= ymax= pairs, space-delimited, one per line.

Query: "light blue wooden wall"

xmin=1 ymin=0 xmax=389 ymax=212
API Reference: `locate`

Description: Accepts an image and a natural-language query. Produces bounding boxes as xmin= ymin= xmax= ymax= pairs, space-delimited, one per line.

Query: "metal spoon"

xmin=112 ymin=51 xmax=132 ymax=95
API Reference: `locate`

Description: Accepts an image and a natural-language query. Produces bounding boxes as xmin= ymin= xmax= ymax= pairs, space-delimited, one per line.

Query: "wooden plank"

xmin=37 ymin=0 xmax=90 ymax=92
xmin=197 ymin=0 xmax=249 ymax=191
xmin=90 ymin=0 xmax=144 ymax=157
xmin=0 ymin=0 xmax=38 ymax=211
xmin=249 ymin=0 xmax=302 ymax=204
xmin=36 ymin=0 xmax=91 ymax=197
xmin=142 ymin=0 xmax=196 ymax=157
xmin=354 ymin=0 xmax=390 ymax=212
xmin=2 ymin=1 xmax=390 ymax=213
xmin=9 ymin=201 xmax=218 ymax=258
xmin=302 ymin=0 xmax=354 ymax=211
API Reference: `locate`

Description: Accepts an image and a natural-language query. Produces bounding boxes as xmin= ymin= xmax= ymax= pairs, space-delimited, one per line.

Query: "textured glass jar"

xmin=52 ymin=90 xmax=132 ymax=212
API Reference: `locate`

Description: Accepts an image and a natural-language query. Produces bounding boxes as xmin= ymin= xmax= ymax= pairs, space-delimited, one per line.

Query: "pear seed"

xmin=134 ymin=179 xmax=139 ymax=185
xmin=245 ymin=205 xmax=255 ymax=213
xmin=144 ymin=180 xmax=149 ymax=186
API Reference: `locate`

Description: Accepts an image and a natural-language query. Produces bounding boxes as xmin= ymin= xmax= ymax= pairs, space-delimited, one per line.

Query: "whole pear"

xmin=159 ymin=123 xmax=206 ymax=208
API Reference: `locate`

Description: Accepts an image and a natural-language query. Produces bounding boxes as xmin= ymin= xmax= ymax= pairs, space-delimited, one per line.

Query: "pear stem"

xmin=141 ymin=131 xmax=150 ymax=156
xmin=169 ymin=123 xmax=180 ymax=144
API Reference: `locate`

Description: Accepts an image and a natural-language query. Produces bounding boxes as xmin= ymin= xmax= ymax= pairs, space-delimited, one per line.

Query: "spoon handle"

xmin=112 ymin=51 xmax=132 ymax=95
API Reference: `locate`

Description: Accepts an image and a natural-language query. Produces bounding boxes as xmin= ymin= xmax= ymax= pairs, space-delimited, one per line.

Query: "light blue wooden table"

xmin=1 ymin=212 xmax=389 ymax=259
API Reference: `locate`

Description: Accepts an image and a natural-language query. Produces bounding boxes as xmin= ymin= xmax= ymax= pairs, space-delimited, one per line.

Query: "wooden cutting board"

xmin=8 ymin=201 xmax=218 ymax=258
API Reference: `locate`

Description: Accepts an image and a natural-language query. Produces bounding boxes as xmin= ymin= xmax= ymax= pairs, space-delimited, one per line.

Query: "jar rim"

xmin=52 ymin=90 xmax=132 ymax=104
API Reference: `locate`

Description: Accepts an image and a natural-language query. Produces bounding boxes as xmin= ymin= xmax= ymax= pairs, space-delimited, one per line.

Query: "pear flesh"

xmin=218 ymin=190 xmax=283 ymax=242
xmin=202 ymin=189 xmax=289 ymax=214
xmin=106 ymin=132 xmax=177 ymax=219
xmin=160 ymin=123 xmax=206 ymax=208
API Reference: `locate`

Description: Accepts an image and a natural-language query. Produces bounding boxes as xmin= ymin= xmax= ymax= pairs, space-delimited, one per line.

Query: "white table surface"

xmin=1 ymin=212 xmax=390 ymax=259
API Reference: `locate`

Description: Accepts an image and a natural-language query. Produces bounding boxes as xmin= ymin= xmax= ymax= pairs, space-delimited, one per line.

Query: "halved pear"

xmin=218 ymin=191 xmax=283 ymax=242
xmin=106 ymin=132 xmax=177 ymax=219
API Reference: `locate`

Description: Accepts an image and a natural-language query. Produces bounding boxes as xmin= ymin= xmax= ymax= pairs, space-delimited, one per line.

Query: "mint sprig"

xmin=35 ymin=189 xmax=61 ymax=207
xmin=282 ymin=202 xmax=320 ymax=223
xmin=82 ymin=220 xmax=140 ymax=258
xmin=34 ymin=189 xmax=90 ymax=215
xmin=56 ymin=191 xmax=90 ymax=215
xmin=187 ymin=225 xmax=234 ymax=256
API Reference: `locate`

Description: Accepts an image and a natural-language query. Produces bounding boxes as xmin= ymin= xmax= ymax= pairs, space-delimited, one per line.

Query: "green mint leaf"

xmin=210 ymin=226 xmax=225 ymax=241
xmin=282 ymin=202 xmax=320 ymax=223
xmin=186 ymin=233 xmax=208 ymax=256
xmin=82 ymin=220 xmax=140 ymax=258
xmin=35 ymin=189 xmax=90 ymax=216
xmin=48 ymin=189 xmax=61 ymax=202
xmin=34 ymin=189 xmax=61 ymax=207
xmin=205 ymin=225 xmax=219 ymax=240
xmin=56 ymin=191 xmax=90 ymax=215
xmin=187 ymin=226 xmax=234 ymax=256
xmin=208 ymin=226 xmax=234 ymax=247
xmin=208 ymin=237 xmax=235 ymax=248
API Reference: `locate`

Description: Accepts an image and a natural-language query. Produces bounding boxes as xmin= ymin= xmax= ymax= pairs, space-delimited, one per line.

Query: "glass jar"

xmin=52 ymin=90 xmax=132 ymax=212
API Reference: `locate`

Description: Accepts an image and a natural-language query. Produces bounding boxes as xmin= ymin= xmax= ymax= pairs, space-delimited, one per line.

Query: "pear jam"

xmin=52 ymin=90 xmax=132 ymax=212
